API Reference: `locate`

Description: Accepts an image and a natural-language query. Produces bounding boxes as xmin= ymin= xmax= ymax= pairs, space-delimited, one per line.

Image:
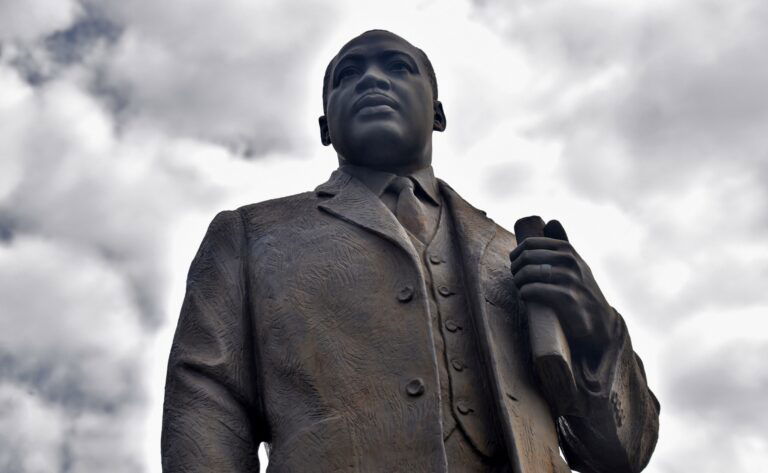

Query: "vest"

xmin=403 ymin=200 xmax=511 ymax=472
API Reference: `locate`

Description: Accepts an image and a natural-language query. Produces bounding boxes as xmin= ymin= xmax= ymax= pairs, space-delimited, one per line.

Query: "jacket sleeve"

xmin=557 ymin=311 xmax=660 ymax=473
xmin=161 ymin=209 xmax=264 ymax=472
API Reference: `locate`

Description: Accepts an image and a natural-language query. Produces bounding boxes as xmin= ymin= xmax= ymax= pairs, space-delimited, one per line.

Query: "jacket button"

xmin=457 ymin=401 xmax=474 ymax=415
xmin=397 ymin=285 xmax=414 ymax=302
xmin=405 ymin=378 xmax=425 ymax=397
xmin=445 ymin=320 xmax=461 ymax=332
xmin=438 ymin=285 xmax=453 ymax=297
xmin=451 ymin=359 xmax=465 ymax=371
xmin=429 ymin=254 xmax=442 ymax=264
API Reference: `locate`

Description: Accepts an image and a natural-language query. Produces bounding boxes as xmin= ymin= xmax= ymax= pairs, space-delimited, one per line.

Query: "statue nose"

xmin=355 ymin=66 xmax=391 ymax=93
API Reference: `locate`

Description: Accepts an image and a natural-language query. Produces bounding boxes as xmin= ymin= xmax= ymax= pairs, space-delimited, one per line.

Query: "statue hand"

xmin=509 ymin=235 xmax=618 ymax=357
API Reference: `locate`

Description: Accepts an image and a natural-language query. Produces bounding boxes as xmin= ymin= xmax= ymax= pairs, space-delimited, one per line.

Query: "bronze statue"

xmin=162 ymin=29 xmax=659 ymax=472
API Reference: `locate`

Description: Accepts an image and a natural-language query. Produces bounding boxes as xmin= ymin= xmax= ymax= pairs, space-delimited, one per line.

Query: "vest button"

xmin=397 ymin=285 xmax=414 ymax=302
xmin=457 ymin=401 xmax=474 ymax=415
xmin=438 ymin=285 xmax=453 ymax=297
xmin=429 ymin=254 xmax=442 ymax=264
xmin=405 ymin=378 xmax=425 ymax=397
xmin=451 ymin=359 xmax=465 ymax=371
xmin=445 ymin=320 xmax=461 ymax=332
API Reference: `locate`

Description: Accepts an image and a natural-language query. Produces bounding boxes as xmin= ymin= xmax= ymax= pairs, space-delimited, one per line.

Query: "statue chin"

xmin=340 ymin=127 xmax=427 ymax=171
xmin=352 ymin=119 xmax=406 ymax=146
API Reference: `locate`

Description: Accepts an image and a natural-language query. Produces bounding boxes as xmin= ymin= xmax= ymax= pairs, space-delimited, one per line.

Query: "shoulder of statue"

xmin=233 ymin=190 xmax=318 ymax=230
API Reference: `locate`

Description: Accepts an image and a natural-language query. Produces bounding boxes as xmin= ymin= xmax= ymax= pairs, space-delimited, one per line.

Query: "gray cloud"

xmin=0 ymin=58 xmax=215 ymax=470
xmin=483 ymin=162 xmax=535 ymax=199
xmin=86 ymin=0 xmax=337 ymax=157
xmin=44 ymin=6 xmax=121 ymax=66
xmin=0 ymin=0 xmax=81 ymax=43
xmin=474 ymin=0 xmax=768 ymax=197
xmin=652 ymin=340 xmax=768 ymax=472
xmin=0 ymin=0 xmax=303 ymax=470
xmin=5 ymin=0 xmax=337 ymax=158
xmin=471 ymin=1 xmax=768 ymax=470
xmin=472 ymin=0 xmax=768 ymax=320
xmin=0 ymin=238 xmax=146 ymax=472
xmin=0 ymin=1 xmax=346 ymax=469
xmin=0 ymin=382 xmax=67 ymax=473
xmin=665 ymin=340 xmax=768 ymax=435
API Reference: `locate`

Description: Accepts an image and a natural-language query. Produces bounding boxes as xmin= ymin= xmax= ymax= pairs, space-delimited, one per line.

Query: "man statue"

xmin=162 ymin=30 xmax=659 ymax=472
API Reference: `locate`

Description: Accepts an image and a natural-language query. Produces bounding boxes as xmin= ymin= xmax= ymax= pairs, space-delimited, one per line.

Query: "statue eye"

xmin=389 ymin=60 xmax=412 ymax=72
xmin=337 ymin=67 xmax=359 ymax=82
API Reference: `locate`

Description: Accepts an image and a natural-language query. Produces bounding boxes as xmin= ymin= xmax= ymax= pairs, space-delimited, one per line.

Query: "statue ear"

xmin=433 ymin=101 xmax=446 ymax=132
xmin=319 ymin=116 xmax=331 ymax=146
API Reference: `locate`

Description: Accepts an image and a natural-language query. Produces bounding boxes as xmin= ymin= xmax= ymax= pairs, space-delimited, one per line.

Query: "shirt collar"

xmin=339 ymin=164 xmax=440 ymax=205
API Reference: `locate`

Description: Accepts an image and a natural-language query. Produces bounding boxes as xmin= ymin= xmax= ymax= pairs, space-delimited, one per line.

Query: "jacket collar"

xmin=314 ymin=169 xmax=351 ymax=197
xmin=338 ymin=164 xmax=440 ymax=206
xmin=315 ymin=170 xmax=496 ymax=268
xmin=437 ymin=180 xmax=496 ymax=267
xmin=316 ymin=169 xmax=419 ymax=264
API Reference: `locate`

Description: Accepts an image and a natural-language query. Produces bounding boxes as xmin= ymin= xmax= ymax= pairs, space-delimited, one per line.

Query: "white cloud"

xmin=93 ymin=0 xmax=337 ymax=156
xmin=0 ymin=62 xmax=219 ymax=321
xmin=470 ymin=0 xmax=768 ymax=470
xmin=0 ymin=22 xmax=230 ymax=470
xmin=0 ymin=238 xmax=137 ymax=347
xmin=473 ymin=0 xmax=768 ymax=199
xmin=0 ymin=383 xmax=66 ymax=473
xmin=0 ymin=0 xmax=81 ymax=42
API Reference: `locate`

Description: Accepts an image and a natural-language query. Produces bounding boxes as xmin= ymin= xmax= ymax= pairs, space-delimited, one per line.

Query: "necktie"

xmin=388 ymin=176 xmax=430 ymax=243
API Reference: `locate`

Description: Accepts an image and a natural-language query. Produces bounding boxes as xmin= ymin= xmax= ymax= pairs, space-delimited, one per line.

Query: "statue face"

xmin=322 ymin=31 xmax=444 ymax=171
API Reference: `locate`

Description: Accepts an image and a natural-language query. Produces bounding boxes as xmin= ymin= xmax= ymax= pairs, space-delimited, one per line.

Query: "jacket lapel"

xmin=441 ymin=182 xmax=531 ymax=473
xmin=439 ymin=181 xmax=496 ymax=268
xmin=316 ymin=170 xmax=421 ymax=264
xmin=442 ymin=182 xmax=569 ymax=473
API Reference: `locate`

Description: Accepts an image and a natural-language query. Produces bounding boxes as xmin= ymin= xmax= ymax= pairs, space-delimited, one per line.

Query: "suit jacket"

xmin=161 ymin=169 xmax=660 ymax=473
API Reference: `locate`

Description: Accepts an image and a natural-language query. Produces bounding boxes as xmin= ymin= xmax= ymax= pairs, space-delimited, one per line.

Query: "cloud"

xmin=0 ymin=381 xmax=148 ymax=473
xmin=87 ymin=0 xmax=336 ymax=157
xmin=0 ymin=237 xmax=141 ymax=399
xmin=470 ymin=1 xmax=768 ymax=470
xmin=0 ymin=64 xmax=220 ymax=324
xmin=0 ymin=0 xmax=81 ymax=43
xmin=665 ymin=340 xmax=768 ymax=435
xmin=472 ymin=0 xmax=768 ymax=197
xmin=0 ymin=382 xmax=66 ymax=473
xmin=0 ymin=12 xmax=228 ymax=469
xmin=471 ymin=0 xmax=768 ymax=320
xmin=0 ymin=237 xmax=147 ymax=472
xmin=651 ymin=339 xmax=768 ymax=473
xmin=0 ymin=0 xmax=348 ymax=469
xmin=5 ymin=0 xmax=338 ymax=157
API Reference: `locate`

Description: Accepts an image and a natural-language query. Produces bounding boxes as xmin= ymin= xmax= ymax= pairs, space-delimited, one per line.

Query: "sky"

xmin=0 ymin=0 xmax=766 ymax=471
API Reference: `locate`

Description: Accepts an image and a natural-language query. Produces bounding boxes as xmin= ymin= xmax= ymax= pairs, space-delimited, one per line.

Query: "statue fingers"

xmin=518 ymin=283 xmax=591 ymax=339
xmin=512 ymin=263 xmax=580 ymax=288
xmin=543 ymin=219 xmax=569 ymax=242
xmin=509 ymin=249 xmax=578 ymax=275
xmin=509 ymin=236 xmax=568 ymax=262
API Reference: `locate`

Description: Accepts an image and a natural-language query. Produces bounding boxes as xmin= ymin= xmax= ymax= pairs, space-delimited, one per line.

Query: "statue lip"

xmin=353 ymin=93 xmax=398 ymax=113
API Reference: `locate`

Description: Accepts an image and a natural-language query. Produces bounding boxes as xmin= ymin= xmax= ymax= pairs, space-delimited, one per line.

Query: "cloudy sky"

xmin=1 ymin=0 xmax=766 ymax=471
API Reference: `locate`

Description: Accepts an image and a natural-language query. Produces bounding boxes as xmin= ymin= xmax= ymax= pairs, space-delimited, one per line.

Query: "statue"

xmin=161 ymin=29 xmax=659 ymax=472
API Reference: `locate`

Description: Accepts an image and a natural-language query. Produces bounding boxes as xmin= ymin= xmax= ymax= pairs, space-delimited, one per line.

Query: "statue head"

xmin=319 ymin=30 xmax=446 ymax=174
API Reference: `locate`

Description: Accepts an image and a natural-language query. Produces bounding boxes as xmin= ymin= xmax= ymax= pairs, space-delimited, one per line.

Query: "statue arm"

xmin=161 ymin=210 xmax=264 ymax=472
xmin=557 ymin=311 xmax=660 ymax=473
